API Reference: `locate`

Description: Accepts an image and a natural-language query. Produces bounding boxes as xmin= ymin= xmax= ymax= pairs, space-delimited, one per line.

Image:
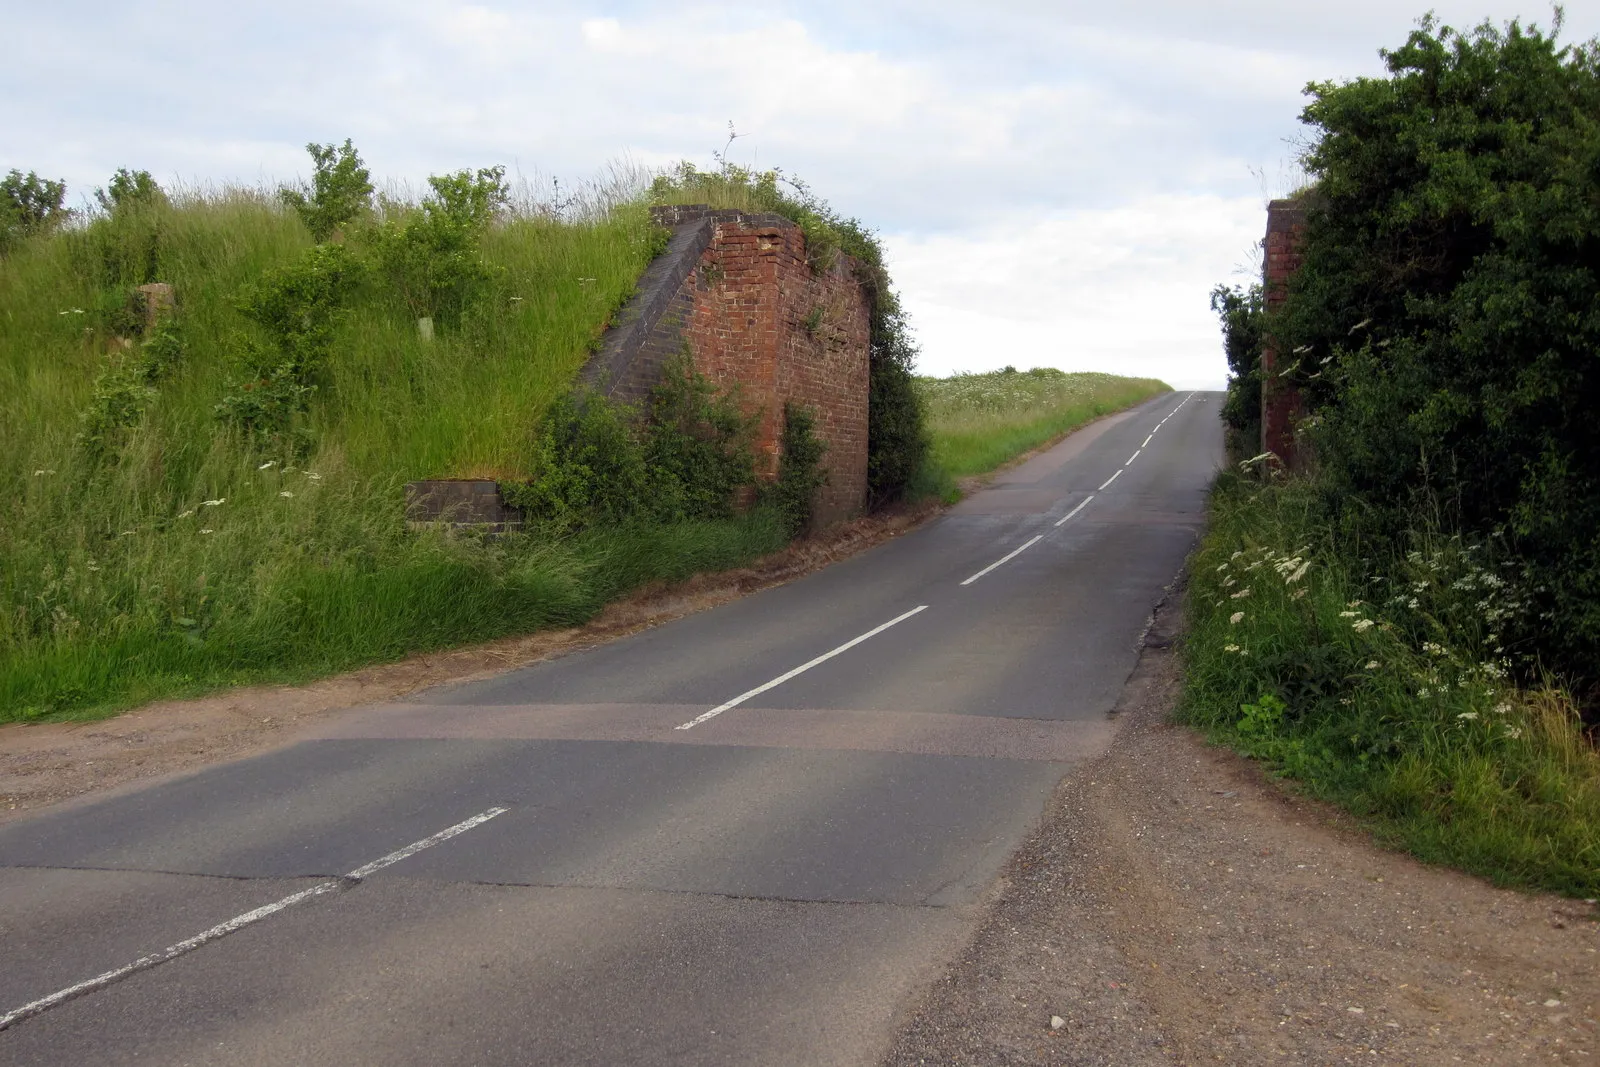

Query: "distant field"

xmin=917 ymin=368 xmax=1169 ymax=491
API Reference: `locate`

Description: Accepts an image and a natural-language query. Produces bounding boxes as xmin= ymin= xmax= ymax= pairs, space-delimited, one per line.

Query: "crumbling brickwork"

xmin=585 ymin=205 xmax=871 ymax=527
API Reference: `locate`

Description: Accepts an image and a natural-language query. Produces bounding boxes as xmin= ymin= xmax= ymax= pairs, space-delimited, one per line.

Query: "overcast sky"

xmin=8 ymin=2 xmax=1593 ymax=387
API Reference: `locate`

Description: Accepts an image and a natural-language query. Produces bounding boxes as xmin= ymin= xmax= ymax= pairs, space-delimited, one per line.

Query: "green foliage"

xmin=770 ymin=402 xmax=829 ymax=536
xmin=1273 ymin=15 xmax=1600 ymax=694
xmin=650 ymin=160 xmax=930 ymax=504
xmin=0 ymin=169 xmax=69 ymax=252
xmin=644 ymin=354 xmax=759 ymax=522
xmin=1210 ymin=282 xmax=1263 ymax=456
xmin=1182 ymin=471 xmax=1600 ymax=896
xmin=77 ymin=318 xmax=186 ymax=455
xmin=505 ymin=358 xmax=760 ymax=531
xmin=279 ymin=140 xmax=373 ymax=242
xmin=217 ymin=242 xmax=363 ymax=452
xmin=369 ymin=166 xmax=507 ymax=324
xmin=95 ymin=169 xmax=168 ymax=214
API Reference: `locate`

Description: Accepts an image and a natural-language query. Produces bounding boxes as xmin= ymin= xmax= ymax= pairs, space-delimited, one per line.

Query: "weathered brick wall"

xmin=1261 ymin=198 xmax=1307 ymax=466
xmin=586 ymin=205 xmax=871 ymax=528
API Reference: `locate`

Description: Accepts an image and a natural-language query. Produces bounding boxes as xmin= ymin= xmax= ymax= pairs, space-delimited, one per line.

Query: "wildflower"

xmin=1503 ymin=725 xmax=1523 ymax=740
xmin=1493 ymin=702 xmax=1511 ymax=715
xmin=1352 ymin=619 xmax=1374 ymax=632
xmin=1365 ymin=660 xmax=1379 ymax=670
xmin=1223 ymin=576 xmax=1237 ymax=588
xmin=258 ymin=461 xmax=276 ymax=470
xmin=305 ymin=472 xmax=322 ymax=481
xmin=177 ymin=509 xmax=195 ymax=519
xmin=1407 ymin=598 xmax=1420 ymax=609
xmin=1230 ymin=588 xmax=1251 ymax=599
xmin=1412 ymin=581 xmax=1428 ymax=593
xmin=199 ymin=528 xmax=214 ymax=535
xmin=1457 ymin=711 xmax=1479 ymax=721
xmin=1224 ymin=643 xmax=1240 ymax=653
xmin=202 ymin=498 xmax=225 ymax=507
xmin=1339 ymin=610 xmax=1358 ymax=618
xmin=279 ymin=490 xmax=294 ymax=498
xmin=1419 ymin=688 xmax=1431 ymax=698
xmin=1216 ymin=562 xmax=1230 ymax=572
xmin=1347 ymin=600 xmax=1363 ymax=608
xmin=1285 ymin=560 xmax=1310 ymax=584
xmin=1230 ymin=550 xmax=1243 ymax=560
xmin=1422 ymin=642 xmax=1445 ymax=656
xmin=1230 ymin=611 xmax=1245 ymax=624
xmin=1290 ymin=588 xmax=1307 ymax=600
xmin=32 ymin=469 xmax=55 ymax=476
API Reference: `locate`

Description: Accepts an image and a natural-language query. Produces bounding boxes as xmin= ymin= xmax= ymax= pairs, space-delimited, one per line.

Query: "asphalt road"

xmin=0 ymin=391 xmax=1223 ymax=1066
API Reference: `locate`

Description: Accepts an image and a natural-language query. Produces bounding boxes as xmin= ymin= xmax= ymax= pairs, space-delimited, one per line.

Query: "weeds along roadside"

xmin=1181 ymin=470 xmax=1600 ymax=897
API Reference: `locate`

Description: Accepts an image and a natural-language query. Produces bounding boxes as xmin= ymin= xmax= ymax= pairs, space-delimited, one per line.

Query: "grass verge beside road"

xmin=915 ymin=368 xmax=1169 ymax=497
xmin=1180 ymin=471 xmax=1600 ymax=897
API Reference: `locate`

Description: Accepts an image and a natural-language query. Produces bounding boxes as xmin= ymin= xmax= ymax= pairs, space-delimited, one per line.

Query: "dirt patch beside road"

xmin=0 ymin=501 xmax=938 ymax=825
xmin=885 ymin=599 xmax=1600 ymax=1065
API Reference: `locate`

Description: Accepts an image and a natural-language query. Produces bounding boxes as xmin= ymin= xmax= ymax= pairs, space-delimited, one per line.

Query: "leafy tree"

xmin=1211 ymin=282 xmax=1263 ymax=453
xmin=95 ymin=169 xmax=167 ymax=213
xmin=1 ymin=170 xmax=69 ymax=251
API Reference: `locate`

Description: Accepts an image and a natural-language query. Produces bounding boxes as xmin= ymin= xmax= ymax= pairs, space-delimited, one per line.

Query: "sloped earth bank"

xmin=885 ymin=598 xmax=1599 ymax=1066
xmin=0 ymin=502 xmax=938 ymax=824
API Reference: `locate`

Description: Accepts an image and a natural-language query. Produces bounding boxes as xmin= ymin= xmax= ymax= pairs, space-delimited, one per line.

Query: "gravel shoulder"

xmin=885 ymin=596 xmax=1600 ymax=1065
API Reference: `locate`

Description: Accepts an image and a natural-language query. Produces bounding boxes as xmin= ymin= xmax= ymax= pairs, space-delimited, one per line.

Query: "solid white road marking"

xmin=676 ymin=606 xmax=930 ymax=730
xmin=0 ymin=806 xmax=509 ymax=1033
xmin=1097 ymin=469 xmax=1123 ymax=491
xmin=1127 ymin=449 xmax=1142 ymax=464
xmin=1054 ymin=495 xmax=1095 ymax=527
xmin=960 ymin=535 xmax=1044 ymax=587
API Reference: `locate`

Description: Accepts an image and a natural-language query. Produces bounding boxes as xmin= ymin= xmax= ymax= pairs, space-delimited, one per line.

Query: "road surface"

xmin=0 ymin=391 xmax=1222 ymax=1065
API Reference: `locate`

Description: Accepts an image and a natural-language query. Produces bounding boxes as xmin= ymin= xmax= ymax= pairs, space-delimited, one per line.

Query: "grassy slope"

xmin=917 ymin=368 xmax=1169 ymax=490
xmin=1181 ymin=472 xmax=1600 ymax=896
xmin=0 ymin=192 xmax=788 ymax=722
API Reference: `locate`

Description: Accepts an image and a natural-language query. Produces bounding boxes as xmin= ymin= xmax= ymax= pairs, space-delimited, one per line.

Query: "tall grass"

xmin=0 ymin=185 xmax=790 ymax=722
xmin=1182 ymin=471 xmax=1600 ymax=896
xmin=917 ymin=368 xmax=1168 ymax=487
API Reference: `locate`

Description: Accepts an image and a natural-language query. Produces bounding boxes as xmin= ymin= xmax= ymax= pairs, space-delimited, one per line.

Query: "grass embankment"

xmin=1181 ymin=473 xmax=1600 ymax=897
xmin=1 ymin=188 xmax=790 ymax=723
xmin=916 ymin=368 xmax=1168 ymax=494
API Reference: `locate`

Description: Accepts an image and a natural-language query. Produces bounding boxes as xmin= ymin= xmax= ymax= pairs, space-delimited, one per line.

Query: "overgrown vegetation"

xmin=0 ymin=145 xmax=753 ymax=722
xmin=1183 ymin=474 xmax=1600 ymax=895
xmin=1194 ymin=13 xmax=1600 ymax=894
xmin=648 ymin=161 xmax=928 ymax=506
xmin=918 ymin=367 xmax=1169 ymax=494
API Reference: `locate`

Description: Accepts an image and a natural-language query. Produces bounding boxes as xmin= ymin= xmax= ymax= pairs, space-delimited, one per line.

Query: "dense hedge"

xmin=1265 ymin=16 xmax=1600 ymax=697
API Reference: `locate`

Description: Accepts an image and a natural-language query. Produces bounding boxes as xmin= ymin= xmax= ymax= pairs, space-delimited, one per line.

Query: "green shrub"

xmin=95 ymin=169 xmax=168 ymax=214
xmin=770 ymin=402 xmax=829 ymax=535
xmin=279 ymin=140 xmax=373 ymax=242
xmin=78 ymin=318 xmax=185 ymax=455
xmin=369 ymin=167 xmax=507 ymax=325
xmin=1210 ymin=282 xmax=1262 ymax=459
xmin=1271 ymin=14 xmax=1600 ymax=695
xmin=505 ymin=358 xmax=761 ymax=531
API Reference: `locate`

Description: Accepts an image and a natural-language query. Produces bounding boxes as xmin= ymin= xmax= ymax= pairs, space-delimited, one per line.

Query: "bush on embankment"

xmin=1194 ymin=14 xmax=1600 ymax=895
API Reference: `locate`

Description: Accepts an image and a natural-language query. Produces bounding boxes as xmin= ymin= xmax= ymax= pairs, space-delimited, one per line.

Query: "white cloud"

xmin=885 ymin=193 xmax=1264 ymax=388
